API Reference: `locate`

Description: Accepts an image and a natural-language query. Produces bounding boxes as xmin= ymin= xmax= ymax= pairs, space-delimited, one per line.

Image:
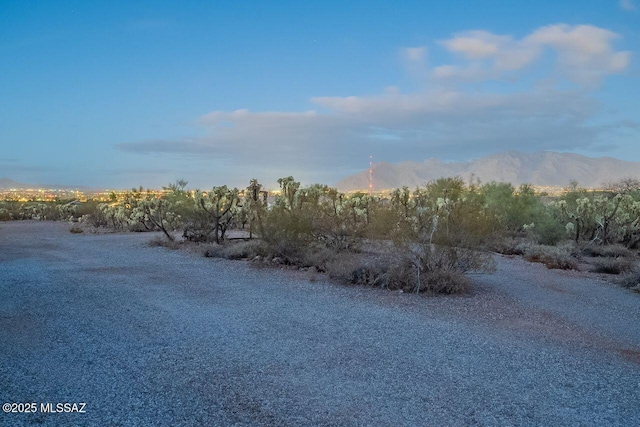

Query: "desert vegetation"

xmin=2 ymin=177 xmax=639 ymax=294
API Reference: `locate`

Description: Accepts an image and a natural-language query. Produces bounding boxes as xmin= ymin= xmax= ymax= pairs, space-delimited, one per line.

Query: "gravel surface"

xmin=1 ymin=221 xmax=639 ymax=426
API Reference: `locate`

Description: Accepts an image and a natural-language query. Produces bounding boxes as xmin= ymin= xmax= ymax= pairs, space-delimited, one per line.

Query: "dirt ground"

xmin=1 ymin=221 xmax=639 ymax=426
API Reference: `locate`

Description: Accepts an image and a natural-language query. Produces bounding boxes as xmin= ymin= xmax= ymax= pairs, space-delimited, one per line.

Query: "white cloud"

xmin=527 ymin=24 xmax=630 ymax=83
xmin=436 ymin=24 xmax=630 ymax=85
xmin=120 ymin=87 xmax=604 ymax=183
xmin=620 ymin=0 xmax=636 ymax=11
xmin=117 ymin=23 xmax=634 ymax=185
xmin=439 ymin=30 xmax=540 ymax=74
xmin=442 ymin=31 xmax=508 ymax=59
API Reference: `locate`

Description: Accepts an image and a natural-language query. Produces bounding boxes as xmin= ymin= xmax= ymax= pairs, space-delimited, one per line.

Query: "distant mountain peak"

xmin=335 ymin=151 xmax=640 ymax=191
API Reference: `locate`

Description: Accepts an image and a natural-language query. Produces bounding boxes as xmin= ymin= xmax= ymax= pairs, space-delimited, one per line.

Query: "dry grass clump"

xmin=520 ymin=243 xmax=578 ymax=270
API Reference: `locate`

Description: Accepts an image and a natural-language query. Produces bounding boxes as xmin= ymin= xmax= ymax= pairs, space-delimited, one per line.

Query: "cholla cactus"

xmin=596 ymin=194 xmax=640 ymax=246
xmin=558 ymin=196 xmax=594 ymax=242
xmin=133 ymin=195 xmax=177 ymax=241
xmin=276 ymin=176 xmax=301 ymax=210
xmin=195 ymin=186 xmax=240 ymax=244
xmin=241 ymin=179 xmax=267 ymax=238
xmin=565 ymin=222 xmax=575 ymax=235
xmin=99 ymin=188 xmax=179 ymax=240
xmin=390 ymin=186 xmax=411 ymax=218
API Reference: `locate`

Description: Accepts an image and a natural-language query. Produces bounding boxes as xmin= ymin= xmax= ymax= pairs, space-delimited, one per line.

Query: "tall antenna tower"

xmin=368 ymin=155 xmax=373 ymax=196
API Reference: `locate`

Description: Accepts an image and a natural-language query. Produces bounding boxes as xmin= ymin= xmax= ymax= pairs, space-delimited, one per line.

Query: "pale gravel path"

xmin=0 ymin=221 xmax=639 ymax=426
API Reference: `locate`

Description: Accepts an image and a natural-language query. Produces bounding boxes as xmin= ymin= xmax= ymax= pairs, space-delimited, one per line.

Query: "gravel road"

xmin=1 ymin=221 xmax=639 ymax=426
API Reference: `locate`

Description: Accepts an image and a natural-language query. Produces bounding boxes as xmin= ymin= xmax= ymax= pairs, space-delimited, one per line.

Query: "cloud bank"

xmin=118 ymin=24 xmax=633 ymax=185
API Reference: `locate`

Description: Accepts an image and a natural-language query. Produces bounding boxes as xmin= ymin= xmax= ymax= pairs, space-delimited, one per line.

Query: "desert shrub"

xmin=531 ymin=215 xmax=567 ymax=245
xmin=348 ymin=264 xmax=389 ymax=287
xmin=421 ymin=269 xmax=471 ymax=294
xmin=489 ymin=237 xmax=527 ymax=255
xmin=413 ymin=244 xmax=494 ymax=274
xmin=323 ymin=253 xmax=397 ymax=289
xmin=83 ymin=202 xmax=109 ymax=227
xmin=0 ymin=208 xmax=12 ymax=221
xmin=581 ymin=244 xmax=635 ymax=259
xmin=259 ymin=208 xmax=315 ymax=263
xmin=481 ymin=182 xmax=543 ymax=235
xmin=521 ymin=243 xmax=578 ymax=270
xmin=299 ymin=247 xmax=341 ymax=271
xmin=148 ymin=236 xmax=181 ymax=250
xmin=520 ymin=204 xmax=567 ymax=246
xmin=296 ymin=244 xmax=479 ymax=294
xmin=367 ymin=205 xmax=404 ymax=239
xmin=615 ymin=270 xmax=640 ymax=288
xmin=591 ymin=257 xmax=635 ymax=274
xmin=202 ymin=244 xmax=224 ymax=258
xmin=203 ymin=239 xmax=268 ymax=260
xmin=223 ymin=239 xmax=268 ymax=260
xmin=386 ymin=253 xmax=475 ymax=294
xmin=384 ymin=243 xmax=494 ymax=294
xmin=72 ymin=200 xmax=107 ymax=225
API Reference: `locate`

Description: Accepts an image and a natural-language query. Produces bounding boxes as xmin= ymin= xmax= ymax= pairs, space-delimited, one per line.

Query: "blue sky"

xmin=1 ymin=0 xmax=638 ymax=189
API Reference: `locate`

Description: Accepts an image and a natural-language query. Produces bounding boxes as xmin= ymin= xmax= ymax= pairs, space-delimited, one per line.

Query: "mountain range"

xmin=335 ymin=151 xmax=640 ymax=191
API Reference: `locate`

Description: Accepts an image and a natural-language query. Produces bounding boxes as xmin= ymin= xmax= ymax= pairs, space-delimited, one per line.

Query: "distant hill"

xmin=335 ymin=151 xmax=640 ymax=191
xmin=0 ymin=177 xmax=100 ymax=191
xmin=0 ymin=178 xmax=28 ymax=189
